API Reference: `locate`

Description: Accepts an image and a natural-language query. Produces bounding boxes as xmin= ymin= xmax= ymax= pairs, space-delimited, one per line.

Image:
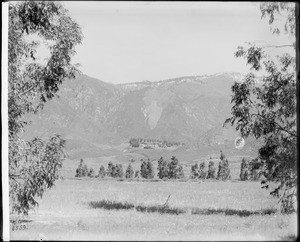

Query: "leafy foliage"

xmin=157 ymin=157 xmax=169 ymax=179
xmin=190 ymin=162 xmax=206 ymax=179
xmin=225 ymin=2 xmax=296 ymax=213
xmin=166 ymin=156 xmax=184 ymax=179
xmin=190 ymin=163 xmax=199 ymax=179
xmin=106 ymin=162 xmax=115 ymax=177
xmin=8 ymin=1 xmax=82 ymax=215
xmin=198 ymin=162 xmax=207 ymax=179
xmin=207 ymin=161 xmax=216 ymax=179
xmin=248 ymin=158 xmax=264 ymax=181
xmin=140 ymin=159 xmax=154 ymax=179
xmin=10 ymin=135 xmax=65 ymax=215
xmin=88 ymin=168 xmax=95 ymax=178
xmin=115 ymin=164 xmax=124 ymax=178
xmin=75 ymin=159 xmax=88 ymax=177
xmin=8 ymin=1 xmax=83 ymax=137
xmin=97 ymin=165 xmax=106 ymax=178
xmin=240 ymin=158 xmax=249 ymax=181
xmin=125 ymin=164 xmax=134 ymax=179
xmin=217 ymin=152 xmax=231 ymax=181
xmin=106 ymin=162 xmax=124 ymax=178
xmin=134 ymin=170 xmax=140 ymax=179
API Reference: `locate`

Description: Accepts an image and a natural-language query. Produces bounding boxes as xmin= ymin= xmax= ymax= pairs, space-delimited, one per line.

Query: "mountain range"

xmin=22 ymin=72 xmax=256 ymax=159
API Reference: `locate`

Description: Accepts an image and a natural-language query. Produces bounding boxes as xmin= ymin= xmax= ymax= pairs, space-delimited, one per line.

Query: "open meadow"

xmin=10 ymin=164 xmax=297 ymax=240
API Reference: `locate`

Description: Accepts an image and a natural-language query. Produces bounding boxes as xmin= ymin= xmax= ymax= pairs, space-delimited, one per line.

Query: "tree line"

xmin=129 ymin=138 xmax=184 ymax=148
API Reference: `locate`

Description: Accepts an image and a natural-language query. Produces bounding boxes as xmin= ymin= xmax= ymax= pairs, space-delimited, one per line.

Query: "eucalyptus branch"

xmin=262 ymin=44 xmax=294 ymax=49
xmin=250 ymin=112 xmax=297 ymax=138
xmin=14 ymin=83 xmax=40 ymax=98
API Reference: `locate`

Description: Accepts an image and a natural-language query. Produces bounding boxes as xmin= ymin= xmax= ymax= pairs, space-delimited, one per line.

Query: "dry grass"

xmin=10 ymin=179 xmax=297 ymax=241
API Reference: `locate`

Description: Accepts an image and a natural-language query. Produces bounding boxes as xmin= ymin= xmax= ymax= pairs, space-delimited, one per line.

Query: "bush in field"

xmin=140 ymin=160 xmax=148 ymax=178
xmin=177 ymin=165 xmax=185 ymax=179
xmin=207 ymin=161 xmax=216 ymax=179
xmin=106 ymin=161 xmax=115 ymax=177
xmin=129 ymin=138 xmax=140 ymax=148
xmin=140 ymin=159 xmax=154 ymax=179
xmin=157 ymin=157 xmax=169 ymax=179
xmin=115 ymin=164 xmax=124 ymax=178
xmin=167 ymin=156 xmax=185 ymax=179
xmin=190 ymin=162 xmax=206 ymax=179
xmin=217 ymin=154 xmax=231 ymax=181
xmin=190 ymin=163 xmax=199 ymax=179
xmin=125 ymin=164 xmax=134 ymax=179
xmin=147 ymin=161 xmax=155 ymax=179
xmin=199 ymin=162 xmax=207 ymax=179
xmin=97 ymin=165 xmax=106 ymax=178
xmin=134 ymin=170 xmax=140 ymax=178
xmin=240 ymin=158 xmax=249 ymax=181
xmin=248 ymin=158 xmax=263 ymax=181
xmin=75 ymin=159 xmax=89 ymax=177
xmin=88 ymin=168 xmax=95 ymax=178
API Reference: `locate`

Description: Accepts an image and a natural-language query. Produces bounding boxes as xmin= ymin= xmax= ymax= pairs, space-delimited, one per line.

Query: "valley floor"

xmin=10 ymin=179 xmax=297 ymax=241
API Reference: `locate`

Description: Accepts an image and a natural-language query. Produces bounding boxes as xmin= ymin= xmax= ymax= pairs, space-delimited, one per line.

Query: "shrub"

xmin=190 ymin=163 xmax=199 ymax=179
xmin=207 ymin=161 xmax=216 ymax=179
xmin=88 ymin=168 xmax=95 ymax=177
xmin=240 ymin=158 xmax=249 ymax=181
xmin=199 ymin=162 xmax=207 ymax=179
xmin=176 ymin=165 xmax=185 ymax=179
xmin=140 ymin=159 xmax=154 ymax=179
xmin=157 ymin=157 xmax=169 ymax=179
xmin=125 ymin=164 xmax=134 ymax=179
xmin=217 ymin=153 xmax=231 ymax=180
xmin=190 ymin=162 xmax=206 ymax=179
xmin=75 ymin=159 xmax=89 ymax=177
xmin=248 ymin=158 xmax=263 ymax=181
xmin=168 ymin=156 xmax=184 ymax=179
xmin=115 ymin=164 xmax=124 ymax=178
xmin=168 ymin=156 xmax=178 ymax=179
xmin=98 ymin=165 xmax=106 ymax=178
xmin=129 ymin=138 xmax=140 ymax=148
xmin=134 ymin=170 xmax=140 ymax=178
xmin=147 ymin=161 xmax=155 ymax=179
xmin=106 ymin=161 xmax=115 ymax=177
xmin=140 ymin=160 xmax=148 ymax=178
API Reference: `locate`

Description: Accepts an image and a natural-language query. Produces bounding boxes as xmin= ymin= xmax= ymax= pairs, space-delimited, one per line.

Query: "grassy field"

xmin=10 ymin=178 xmax=297 ymax=240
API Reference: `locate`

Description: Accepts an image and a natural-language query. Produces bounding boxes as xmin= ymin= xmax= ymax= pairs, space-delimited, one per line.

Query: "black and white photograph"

xmin=2 ymin=1 xmax=298 ymax=240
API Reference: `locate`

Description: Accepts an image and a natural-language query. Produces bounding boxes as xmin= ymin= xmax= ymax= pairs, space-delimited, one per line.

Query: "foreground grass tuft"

xmin=191 ymin=207 xmax=277 ymax=217
xmin=89 ymin=200 xmax=135 ymax=210
xmin=89 ymin=200 xmax=185 ymax=215
xmin=89 ymin=200 xmax=277 ymax=217
xmin=136 ymin=205 xmax=186 ymax=215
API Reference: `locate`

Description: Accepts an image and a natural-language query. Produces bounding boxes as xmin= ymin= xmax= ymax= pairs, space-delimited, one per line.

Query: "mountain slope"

xmin=22 ymin=73 xmax=245 ymax=158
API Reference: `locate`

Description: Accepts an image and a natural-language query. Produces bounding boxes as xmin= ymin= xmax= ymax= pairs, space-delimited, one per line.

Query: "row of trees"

xmin=75 ymin=156 xmax=186 ymax=180
xmin=240 ymin=158 xmax=262 ymax=181
xmin=157 ymin=156 xmax=185 ymax=179
xmin=76 ymin=154 xmax=232 ymax=181
xmin=190 ymin=151 xmax=231 ymax=180
xmin=129 ymin=138 xmax=184 ymax=148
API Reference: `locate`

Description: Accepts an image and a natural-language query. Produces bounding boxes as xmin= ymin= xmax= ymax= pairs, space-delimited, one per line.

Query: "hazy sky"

xmin=60 ymin=1 xmax=293 ymax=84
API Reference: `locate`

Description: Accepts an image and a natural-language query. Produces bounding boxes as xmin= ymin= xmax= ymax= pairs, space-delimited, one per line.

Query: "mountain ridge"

xmin=22 ymin=72 xmax=252 ymax=159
